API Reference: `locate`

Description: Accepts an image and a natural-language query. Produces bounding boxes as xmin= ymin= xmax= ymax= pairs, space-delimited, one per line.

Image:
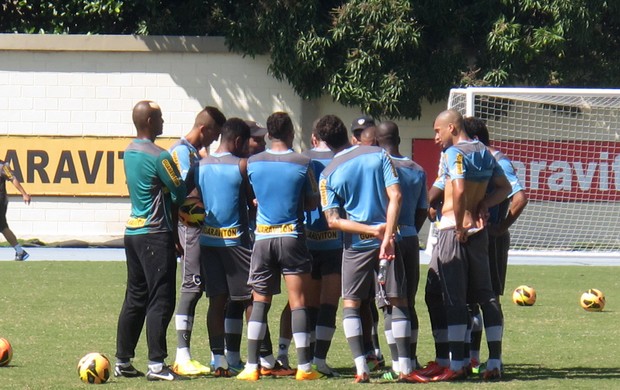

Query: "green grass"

xmin=0 ymin=261 xmax=619 ymax=389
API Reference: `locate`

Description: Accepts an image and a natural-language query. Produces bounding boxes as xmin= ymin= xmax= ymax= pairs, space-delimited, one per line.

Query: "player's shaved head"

xmin=360 ymin=126 xmax=377 ymax=146
xmin=195 ymin=106 xmax=226 ymax=129
xmin=132 ymin=100 xmax=160 ymax=130
xmin=376 ymin=121 xmax=400 ymax=147
xmin=435 ymin=109 xmax=464 ymax=130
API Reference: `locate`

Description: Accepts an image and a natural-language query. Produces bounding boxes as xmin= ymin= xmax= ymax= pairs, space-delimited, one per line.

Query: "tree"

xmin=3 ymin=1 xmax=620 ymax=119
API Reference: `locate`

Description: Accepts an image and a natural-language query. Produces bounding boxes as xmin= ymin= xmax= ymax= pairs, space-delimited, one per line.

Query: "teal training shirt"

xmin=320 ymin=145 xmax=399 ymax=250
xmin=124 ymin=139 xmax=186 ymax=235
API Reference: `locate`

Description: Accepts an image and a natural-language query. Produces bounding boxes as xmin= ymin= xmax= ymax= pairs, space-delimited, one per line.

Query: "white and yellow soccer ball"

xmin=512 ymin=285 xmax=537 ymax=306
xmin=580 ymin=288 xmax=605 ymax=312
xmin=178 ymin=197 xmax=206 ymax=227
xmin=77 ymin=352 xmax=111 ymax=384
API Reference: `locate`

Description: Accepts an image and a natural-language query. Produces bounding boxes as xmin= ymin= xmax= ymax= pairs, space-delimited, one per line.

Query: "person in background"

xmin=0 ymin=160 xmax=31 ymax=261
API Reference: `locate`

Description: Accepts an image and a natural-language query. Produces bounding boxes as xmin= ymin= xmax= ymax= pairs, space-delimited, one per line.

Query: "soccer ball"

xmin=179 ymin=197 xmax=205 ymax=227
xmin=512 ymin=285 xmax=537 ymax=306
xmin=580 ymin=288 xmax=605 ymax=312
xmin=77 ymin=352 xmax=111 ymax=384
xmin=0 ymin=338 xmax=12 ymax=367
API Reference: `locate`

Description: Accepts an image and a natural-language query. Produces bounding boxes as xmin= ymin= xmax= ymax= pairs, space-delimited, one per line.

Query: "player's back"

xmin=303 ymin=148 xmax=342 ymax=250
xmin=169 ymin=138 xmax=198 ymax=180
xmin=322 ymin=145 xmax=393 ymax=224
xmin=197 ymin=152 xmax=249 ymax=247
xmin=391 ymin=156 xmax=427 ymax=236
xmin=124 ymin=139 xmax=184 ymax=234
xmin=248 ymin=149 xmax=313 ymax=239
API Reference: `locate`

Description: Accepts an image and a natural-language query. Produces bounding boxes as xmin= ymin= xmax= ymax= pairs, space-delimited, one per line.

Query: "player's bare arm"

xmin=11 ymin=177 xmax=31 ymax=204
xmin=381 ymin=183 xmax=402 ymax=260
xmin=323 ymin=208 xmax=385 ymax=239
xmin=477 ymin=173 xmax=511 ymax=221
xmin=496 ymin=190 xmax=528 ymax=234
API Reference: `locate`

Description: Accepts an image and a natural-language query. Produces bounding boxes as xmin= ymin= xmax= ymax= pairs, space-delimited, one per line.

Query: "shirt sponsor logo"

xmin=307 ymin=230 xmax=338 ymax=241
xmin=126 ymin=217 xmax=147 ymax=228
xmin=319 ymin=178 xmax=328 ymax=207
xmin=256 ymin=223 xmax=296 ymax=234
xmin=202 ymin=226 xmax=239 ymax=238
xmin=161 ymin=159 xmax=181 ymax=187
xmin=359 ymin=233 xmax=375 ymax=240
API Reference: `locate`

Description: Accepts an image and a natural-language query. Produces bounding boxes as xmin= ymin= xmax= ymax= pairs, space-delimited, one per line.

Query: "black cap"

xmin=351 ymin=116 xmax=375 ymax=132
xmin=244 ymin=120 xmax=268 ymax=137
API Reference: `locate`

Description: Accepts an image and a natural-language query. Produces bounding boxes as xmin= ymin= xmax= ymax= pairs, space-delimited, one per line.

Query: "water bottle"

xmin=377 ymin=259 xmax=389 ymax=285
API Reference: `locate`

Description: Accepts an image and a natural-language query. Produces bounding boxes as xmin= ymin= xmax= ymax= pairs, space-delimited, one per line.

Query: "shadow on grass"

xmin=500 ymin=364 xmax=620 ymax=381
xmin=324 ymin=364 xmax=620 ymax=382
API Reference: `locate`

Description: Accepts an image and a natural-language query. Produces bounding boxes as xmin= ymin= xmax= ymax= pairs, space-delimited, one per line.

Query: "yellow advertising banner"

xmin=1 ymin=136 xmax=177 ymax=196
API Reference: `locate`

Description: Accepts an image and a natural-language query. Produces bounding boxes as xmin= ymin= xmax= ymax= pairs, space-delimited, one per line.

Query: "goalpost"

xmin=446 ymin=87 xmax=620 ymax=253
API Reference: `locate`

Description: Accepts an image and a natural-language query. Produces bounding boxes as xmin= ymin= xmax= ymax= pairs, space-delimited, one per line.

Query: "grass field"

xmin=0 ymin=260 xmax=618 ymax=389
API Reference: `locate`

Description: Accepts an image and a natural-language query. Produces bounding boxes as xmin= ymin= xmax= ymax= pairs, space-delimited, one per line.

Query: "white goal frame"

xmin=446 ymin=87 xmax=620 ymax=253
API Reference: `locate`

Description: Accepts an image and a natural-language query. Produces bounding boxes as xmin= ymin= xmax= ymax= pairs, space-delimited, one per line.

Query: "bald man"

xmin=170 ymin=107 xmax=226 ymax=377
xmin=426 ymin=110 xmax=510 ymax=382
xmin=360 ymin=126 xmax=377 ymax=146
xmin=376 ymin=121 xmax=428 ymax=378
xmin=115 ymin=101 xmax=187 ymax=381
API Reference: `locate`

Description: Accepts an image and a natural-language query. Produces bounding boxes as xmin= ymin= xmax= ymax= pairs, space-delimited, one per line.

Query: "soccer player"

xmin=463 ymin=117 xmax=528 ymax=373
xmin=316 ymin=114 xmax=423 ymax=384
xmin=0 ymin=160 xmax=31 ymax=260
xmin=350 ymin=116 xmax=375 ymax=144
xmin=237 ymin=112 xmax=322 ymax=381
xmin=246 ymin=120 xmax=268 ymax=156
xmin=428 ymin=109 xmax=510 ymax=381
xmin=350 ymin=115 xmax=386 ymax=368
xmin=186 ymin=118 xmax=255 ymax=377
xmin=301 ymin=124 xmax=343 ymax=377
xmin=360 ymin=126 xmax=377 ymax=146
xmin=170 ymin=106 xmax=225 ymax=376
xmin=115 ymin=100 xmax=187 ymax=381
xmin=376 ymin=121 xmax=428 ymax=378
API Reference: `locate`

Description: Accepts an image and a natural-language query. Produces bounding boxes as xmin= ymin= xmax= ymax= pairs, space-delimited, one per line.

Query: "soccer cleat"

xmin=228 ymin=361 xmax=245 ymax=376
xmin=236 ymin=367 xmax=260 ymax=381
xmin=295 ymin=367 xmax=324 ymax=380
xmin=381 ymin=370 xmax=399 ymax=381
xmin=398 ymin=371 xmax=430 ymax=383
xmin=430 ymin=367 xmax=467 ymax=382
xmin=354 ymin=372 xmax=370 ymax=383
xmin=146 ymin=366 xmax=186 ymax=381
xmin=14 ymin=251 xmax=29 ymax=261
xmin=114 ymin=363 xmax=145 ymax=378
xmin=213 ymin=367 xmax=233 ymax=377
xmin=365 ymin=355 xmax=380 ymax=371
xmin=417 ymin=361 xmax=444 ymax=377
xmin=260 ymin=361 xmax=296 ymax=377
xmin=314 ymin=364 xmax=341 ymax=378
xmin=482 ymin=367 xmax=502 ymax=381
xmin=276 ymin=355 xmax=290 ymax=369
xmin=377 ymin=355 xmax=386 ymax=369
xmin=172 ymin=360 xmax=209 ymax=376
xmin=469 ymin=358 xmax=481 ymax=375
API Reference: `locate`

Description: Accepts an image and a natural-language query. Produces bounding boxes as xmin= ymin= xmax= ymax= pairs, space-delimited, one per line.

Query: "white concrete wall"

xmin=0 ymin=34 xmax=443 ymax=244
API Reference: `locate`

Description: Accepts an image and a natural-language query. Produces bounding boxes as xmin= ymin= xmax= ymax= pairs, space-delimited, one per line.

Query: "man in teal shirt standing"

xmin=115 ymin=100 xmax=187 ymax=381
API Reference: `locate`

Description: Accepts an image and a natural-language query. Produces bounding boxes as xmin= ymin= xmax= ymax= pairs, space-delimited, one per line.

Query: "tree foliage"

xmin=2 ymin=1 xmax=620 ymax=119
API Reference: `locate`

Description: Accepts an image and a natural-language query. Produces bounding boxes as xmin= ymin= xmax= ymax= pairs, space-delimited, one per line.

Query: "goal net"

xmin=448 ymin=87 xmax=620 ymax=252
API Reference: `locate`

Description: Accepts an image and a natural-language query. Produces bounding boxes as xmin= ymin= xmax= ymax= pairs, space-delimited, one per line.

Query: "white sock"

xmin=14 ymin=244 xmax=24 ymax=253
xmin=176 ymin=347 xmax=191 ymax=363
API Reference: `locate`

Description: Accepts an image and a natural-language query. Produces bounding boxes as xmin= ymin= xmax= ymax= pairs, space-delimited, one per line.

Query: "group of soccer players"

xmin=114 ymin=100 xmax=526 ymax=383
